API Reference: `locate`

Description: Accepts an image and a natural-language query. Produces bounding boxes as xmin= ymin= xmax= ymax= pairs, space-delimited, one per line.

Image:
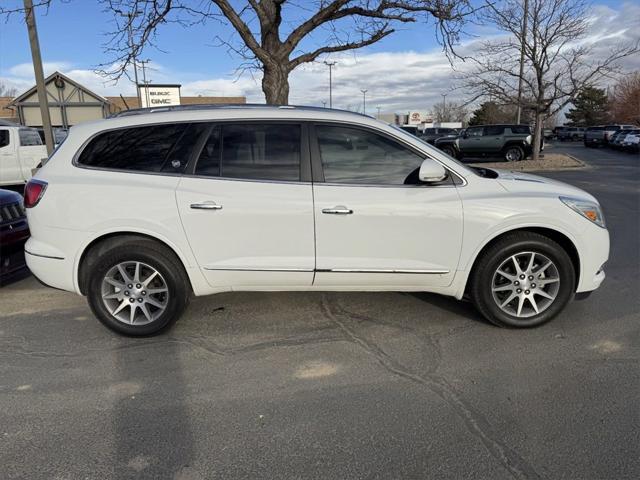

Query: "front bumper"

xmin=0 ymin=220 xmax=30 ymax=277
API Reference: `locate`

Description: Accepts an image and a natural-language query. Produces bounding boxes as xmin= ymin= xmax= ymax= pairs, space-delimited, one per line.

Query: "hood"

xmin=493 ymin=169 xmax=598 ymax=203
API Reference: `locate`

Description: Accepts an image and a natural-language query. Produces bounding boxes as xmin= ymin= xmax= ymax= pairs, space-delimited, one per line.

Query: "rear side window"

xmin=194 ymin=124 xmax=301 ymax=182
xmin=509 ymin=126 xmax=531 ymax=134
xmin=19 ymin=128 xmax=43 ymax=146
xmin=78 ymin=123 xmax=191 ymax=173
xmin=0 ymin=130 xmax=9 ymax=148
xmin=485 ymin=126 xmax=504 ymax=135
xmin=587 ymin=126 xmax=604 ymax=131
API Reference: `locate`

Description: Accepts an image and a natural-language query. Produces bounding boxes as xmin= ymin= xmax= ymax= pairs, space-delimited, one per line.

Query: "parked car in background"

xmin=603 ymin=124 xmax=637 ymax=144
xmin=610 ymin=129 xmax=639 ymax=149
xmin=557 ymin=127 xmax=585 ymax=141
xmin=621 ymin=132 xmax=640 ymax=153
xmin=419 ymin=127 xmax=459 ymax=145
xmin=25 ymin=105 xmax=608 ymax=335
xmin=584 ymin=126 xmax=606 ymax=147
xmin=543 ymin=128 xmax=554 ymax=140
xmin=0 ymin=189 xmax=29 ymax=279
xmin=0 ymin=122 xmax=48 ymax=187
xmin=399 ymin=125 xmax=420 ymax=136
xmin=435 ymin=124 xmax=534 ymax=161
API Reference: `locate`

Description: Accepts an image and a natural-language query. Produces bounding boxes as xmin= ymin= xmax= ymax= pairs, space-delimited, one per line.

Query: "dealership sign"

xmin=138 ymin=84 xmax=181 ymax=108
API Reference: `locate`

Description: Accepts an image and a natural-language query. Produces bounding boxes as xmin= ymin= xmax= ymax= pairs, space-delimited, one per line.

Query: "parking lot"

xmin=1 ymin=143 xmax=638 ymax=479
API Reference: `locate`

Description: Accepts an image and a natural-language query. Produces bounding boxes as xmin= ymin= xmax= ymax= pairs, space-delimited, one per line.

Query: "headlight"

xmin=560 ymin=196 xmax=606 ymax=228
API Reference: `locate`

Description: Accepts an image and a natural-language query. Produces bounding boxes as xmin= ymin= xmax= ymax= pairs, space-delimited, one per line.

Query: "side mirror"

xmin=419 ymin=158 xmax=447 ymax=183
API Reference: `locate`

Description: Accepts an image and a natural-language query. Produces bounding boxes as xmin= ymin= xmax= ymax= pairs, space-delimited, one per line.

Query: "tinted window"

xmin=466 ymin=127 xmax=483 ymax=137
xmin=485 ymin=126 xmax=504 ymax=135
xmin=19 ymin=128 xmax=43 ymax=146
xmin=423 ymin=128 xmax=436 ymax=134
xmin=317 ymin=125 xmax=425 ymax=185
xmin=194 ymin=124 xmax=301 ymax=181
xmin=440 ymin=128 xmax=456 ymax=134
xmin=510 ymin=125 xmax=531 ymax=134
xmin=587 ymin=126 xmax=604 ymax=131
xmin=78 ymin=123 xmax=190 ymax=172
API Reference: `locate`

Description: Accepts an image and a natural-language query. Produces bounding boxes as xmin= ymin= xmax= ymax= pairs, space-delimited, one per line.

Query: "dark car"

xmin=419 ymin=127 xmax=459 ymax=145
xmin=0 ymin=189 xmax=30 ymax=278
xmin=584 ymin=126 xmax=606 ymax=147
xmin=557 ymin=127 xmax=585 ymax=141
xmin=434 ymin=124 xmax=533 ymax=162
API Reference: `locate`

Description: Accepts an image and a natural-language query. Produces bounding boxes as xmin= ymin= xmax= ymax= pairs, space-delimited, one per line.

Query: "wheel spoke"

xmin=492 ymin=284 xmax=513 ymax=292
xmin=528 ymin=295 xmax=539 ymax=314
xmin=142 ymin=270 xmax=159 ymax=287
xmin=501 ymin=292 xmax=518 ymax=308
xmin=139 ymin=303 xmax=153 ymax=322
xmin=497 ymin=269 xmax=515 ymax=282
xmin=104 ymin=277 xmax=125 ymax=289
xmin=112 ymin=299 xmax=128 ymax=316
xmin=146 ymin=287 xmax=168 ymax=295
xmin=133 ymin=262 xmax=141 ymax=283
xmin=535 ymin=289 xmax=554 ymax=300
xmin=102 ymin=292 xmax=121 ymax=300
xmin=526 ymin=252 xmax=536 ymax=273
xmin=511 ymin=255 xmax=522 ymax=274
xmin=129 ymin=304 xmax=137 ymax=324
xmin=537 ymin=277 xmax=559 ymax=286
xmin=536 ymin=261 xmax=552 ymax=274
xmin=516 ymin=296 xmax=525 ymax=316
xmin=145 ymin=296 xmax=165 ymax=309
xmin=117 ymin=264 xmax=132 ymax=283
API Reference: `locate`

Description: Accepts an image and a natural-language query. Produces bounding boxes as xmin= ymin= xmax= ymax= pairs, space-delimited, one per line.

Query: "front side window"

xmin=78 ymin=123 xmax=190 ymax=172
xmin=194 ymin=123 xmax=301 ymax=182
xmin=465 ymin=127 xmax=484 ymax=137
xmin=19 ymin=128 xmax=43 ymax=146
xmin=316 ymin=125 xmax=425 ymax=185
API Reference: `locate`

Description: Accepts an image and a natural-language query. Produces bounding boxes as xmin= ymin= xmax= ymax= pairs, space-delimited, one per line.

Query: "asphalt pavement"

xmin=1 ymin=142 xmax=638 ymax=480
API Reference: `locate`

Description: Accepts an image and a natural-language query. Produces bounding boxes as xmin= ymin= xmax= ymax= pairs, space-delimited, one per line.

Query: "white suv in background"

xmin=24 ymin=106 xmax=609 ymax=335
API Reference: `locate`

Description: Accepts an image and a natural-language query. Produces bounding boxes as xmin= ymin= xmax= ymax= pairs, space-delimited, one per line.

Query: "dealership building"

xmin=2 ymin=71 xmax=246 ymax=128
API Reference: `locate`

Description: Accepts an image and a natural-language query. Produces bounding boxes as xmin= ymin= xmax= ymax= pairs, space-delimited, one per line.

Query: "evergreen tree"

xmin=565 ymin=86 xmax=609 ymax=126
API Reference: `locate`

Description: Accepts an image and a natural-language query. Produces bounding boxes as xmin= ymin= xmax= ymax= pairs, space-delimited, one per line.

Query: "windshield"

xmin=389 ymin=124 xmax=475 ymax=176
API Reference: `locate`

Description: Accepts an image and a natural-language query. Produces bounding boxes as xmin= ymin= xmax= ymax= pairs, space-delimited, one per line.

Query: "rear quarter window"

xmin=19 ymin=128 xmax=43 ymax=146
xmin=77 ymin=123 xmax=194 ymax=173
xmin=509 ymin=126 xmax=531 ymax=134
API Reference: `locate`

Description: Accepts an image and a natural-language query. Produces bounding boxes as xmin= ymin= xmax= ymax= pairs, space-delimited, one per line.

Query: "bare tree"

xmin=98 ymin=0 xmax=474 ymax=105
xmin=0 ymin=82 xmax=19 ymax=97
xmin=608 ymin=71 xmax=640 ymax=125
xmin=461 ymin=0 xmax=639 ymax=160
xmin=432 ymin=100 xmax=466 ymax=122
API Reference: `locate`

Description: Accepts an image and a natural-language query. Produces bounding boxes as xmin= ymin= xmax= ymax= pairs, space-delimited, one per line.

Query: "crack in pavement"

xmin=322 ymin=294 xmax=541 ymax=480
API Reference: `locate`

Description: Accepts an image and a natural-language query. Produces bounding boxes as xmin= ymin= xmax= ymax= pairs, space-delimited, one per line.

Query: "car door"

xmin=311 ymin=123 xmax=463 ymax=289
xmin=458 ymin=126 xmax=484 ymax=155
xmin=0 ymin=128 xmax=21 ymax=184
xmin=482 ymin=125 xmax=505 ymax=153
xmin=176 ymin=121 xmax=315 ymax=289
xmin=16 ymin=128 xmax=48 ymax=178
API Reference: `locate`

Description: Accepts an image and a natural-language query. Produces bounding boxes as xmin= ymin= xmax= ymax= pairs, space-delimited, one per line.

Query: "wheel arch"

xmin=77 ymin=231 xmax=194 ymax=295
xmin=464 ymin=226 xmax=581 ymax=296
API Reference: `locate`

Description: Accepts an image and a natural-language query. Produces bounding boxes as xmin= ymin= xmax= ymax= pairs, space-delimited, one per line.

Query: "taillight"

xmin=24 ymin=179 xmax=48 ymax=208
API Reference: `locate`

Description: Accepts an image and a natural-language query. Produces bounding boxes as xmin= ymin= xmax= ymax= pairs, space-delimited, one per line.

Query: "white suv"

xmin=24 ymin=106 xmax=609 ymax=335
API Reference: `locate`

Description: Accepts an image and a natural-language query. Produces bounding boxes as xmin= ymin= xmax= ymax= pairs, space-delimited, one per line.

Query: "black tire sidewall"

xmin=504 ymin=146 xmax=524 ymax=162
xmin=472 ymin=236 xmax=575 ymax=328
xmin=87 ymin=244 xmax=189 ymax=336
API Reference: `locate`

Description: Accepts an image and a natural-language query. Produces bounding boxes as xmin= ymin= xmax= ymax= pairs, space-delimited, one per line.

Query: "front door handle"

xmin=322 ymin=206 xmax=353 ymax=215
xmin=190 ymin=201 xmax=222 ymax=210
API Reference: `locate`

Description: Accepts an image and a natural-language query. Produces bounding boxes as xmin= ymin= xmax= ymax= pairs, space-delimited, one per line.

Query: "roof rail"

xmin=108 ymin=103 xmax=372 ymax=118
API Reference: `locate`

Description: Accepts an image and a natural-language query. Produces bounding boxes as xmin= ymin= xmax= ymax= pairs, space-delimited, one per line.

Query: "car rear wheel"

xmin=86 ymin=238 xmax=190 ymax=336
xmin=504 ymin=145 xmax=524 ymax=162
xmin=470 ymin=232 xmax=575 ymax=328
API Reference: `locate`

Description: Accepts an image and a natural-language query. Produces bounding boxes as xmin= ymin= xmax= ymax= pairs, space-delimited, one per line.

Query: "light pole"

xmin=324 ymin=61 xmax=336 ymax=108
xmin=117 ymin=9 xmax=142 ymax=106
xmin=441 ymin=93 xmax=447 ymax=122
xmin=23 ymin=0 xmax=54 ymax=155
xmin=321 ymin=100 xmax=327 ymax=108
xmin=360 ymin=89 xmax=368 ymax=115
xmin=376 ymin=106 xmax=381 ymax=119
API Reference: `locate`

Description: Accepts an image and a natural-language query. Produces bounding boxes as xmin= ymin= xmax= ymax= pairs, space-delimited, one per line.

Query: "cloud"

xmin=2 ymin=2 xmax=638 ymax=113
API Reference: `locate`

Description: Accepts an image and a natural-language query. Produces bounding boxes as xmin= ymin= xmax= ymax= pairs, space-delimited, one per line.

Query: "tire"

xmin=470 ymin=232 xmax=575 ymax=328
xmin=86 ymin=237 xmax=191 ymax=336
xmin=504 ymin=145 xmax=524 ymax=162
xmin=440 ymin=145 xmax=458 ymax=158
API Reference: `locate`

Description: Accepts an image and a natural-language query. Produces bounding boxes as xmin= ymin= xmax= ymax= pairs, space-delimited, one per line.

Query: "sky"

xmin=1 ymin=0 xmax=638 ymax=113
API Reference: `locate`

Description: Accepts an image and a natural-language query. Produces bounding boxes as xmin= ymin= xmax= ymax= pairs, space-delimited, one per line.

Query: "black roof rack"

xmin=108 ymin=103 xmax=371 ymax=119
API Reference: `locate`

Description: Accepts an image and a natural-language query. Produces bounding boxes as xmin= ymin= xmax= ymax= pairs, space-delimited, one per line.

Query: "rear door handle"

xmin=322 ymin=206 xmax=353 ymax=215
xmin=190 ymin=201 xmax=222 ymax=210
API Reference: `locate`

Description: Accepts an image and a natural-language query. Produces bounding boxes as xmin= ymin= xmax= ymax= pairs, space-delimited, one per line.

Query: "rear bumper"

xmin=25 ymin=235 xmax=78 ymax=293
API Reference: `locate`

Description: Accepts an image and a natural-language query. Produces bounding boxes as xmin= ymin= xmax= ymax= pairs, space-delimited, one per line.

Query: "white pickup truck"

xmin=0 ymin=124 xmax=48 ymax=186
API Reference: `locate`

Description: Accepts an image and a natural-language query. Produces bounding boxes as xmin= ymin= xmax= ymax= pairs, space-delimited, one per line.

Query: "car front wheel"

xmin=86 ymin=238 xmax=190 ymax=336
xmin=504 ymin=145 xmax=524 ymax=162
xmin=440 ymin=145 xmax=458 ymax=158
xmin=470 ymin=232 xmax=575 ymax=328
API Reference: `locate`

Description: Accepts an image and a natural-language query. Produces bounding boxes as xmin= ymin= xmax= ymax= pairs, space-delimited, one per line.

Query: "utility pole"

xmin=324 ymin=61 xmax=336 ymax=108
xmin=118 ymin=10 xmax=142 ymax=106
xmin=360 ymin=89 xmax=368 ymax=115
xmin=140 ymin=60 xmax=151 ymax=107
xmin=516 ymin=0 xmax=529 ymax=124
xmin=23 ymin=0 xmax=54 ymax=155
xmin=441 ymin=93 xmax=447 ymax=122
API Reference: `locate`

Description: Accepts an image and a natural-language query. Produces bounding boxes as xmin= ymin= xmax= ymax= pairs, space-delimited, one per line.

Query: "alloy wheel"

xmin=505 ymin=147 xmax=522 ymax=162
xmin=101 ymin=261 xmax=169 ymax=325
xmin=491 ymin=251 xmax=560 ymax=318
